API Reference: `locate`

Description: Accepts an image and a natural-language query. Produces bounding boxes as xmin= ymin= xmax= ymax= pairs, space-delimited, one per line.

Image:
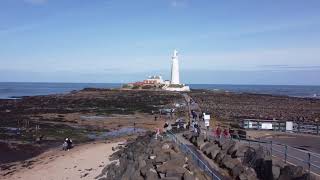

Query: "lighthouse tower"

xmin=171 ymin=49 xmax=180 ymax=85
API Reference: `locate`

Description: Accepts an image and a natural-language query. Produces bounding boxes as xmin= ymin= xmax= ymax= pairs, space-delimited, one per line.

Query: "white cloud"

xmin=23 ymin=0 xmax=48 ymax=5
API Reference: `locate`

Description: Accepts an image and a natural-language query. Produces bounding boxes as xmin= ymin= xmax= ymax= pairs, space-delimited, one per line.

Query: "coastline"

xmin=1 ymin=87 xmax=320 ymax=179
xmin=1 ymin=82 xmax=320 ymax=100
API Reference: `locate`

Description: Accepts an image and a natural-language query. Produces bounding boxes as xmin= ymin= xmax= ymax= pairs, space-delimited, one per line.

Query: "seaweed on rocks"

xmin=189 ymin=91 xmax=320 ymax=122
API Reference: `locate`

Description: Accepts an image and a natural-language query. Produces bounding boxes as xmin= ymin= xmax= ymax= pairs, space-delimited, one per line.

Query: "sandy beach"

xmin=0 ymin=141 xmax=122 ymax=180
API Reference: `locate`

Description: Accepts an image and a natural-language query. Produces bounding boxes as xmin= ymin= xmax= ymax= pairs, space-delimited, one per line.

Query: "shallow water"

xmin=87 ymin=127 xmax=146 ymax=140
xmin=80 ymin=115 xmax=135 ymax=121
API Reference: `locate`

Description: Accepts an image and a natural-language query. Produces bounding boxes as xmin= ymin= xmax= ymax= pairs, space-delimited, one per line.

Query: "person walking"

xmin=215 ymin=126 xmax=222 ymax=138
xmin=155 ymin=128 xmax=163 ymax=140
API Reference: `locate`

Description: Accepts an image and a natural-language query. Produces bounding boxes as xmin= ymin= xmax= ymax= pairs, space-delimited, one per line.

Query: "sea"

xmin=0 ymin=82 xmax=319 ymax=99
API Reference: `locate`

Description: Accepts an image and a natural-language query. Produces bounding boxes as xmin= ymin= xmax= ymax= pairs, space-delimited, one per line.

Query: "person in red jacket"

xmin=223 ymin=128 xmax=230 ymax=138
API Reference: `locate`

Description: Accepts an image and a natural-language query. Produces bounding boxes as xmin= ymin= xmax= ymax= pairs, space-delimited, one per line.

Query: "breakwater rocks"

xmin=96 ymin=132 xmax=210 ymax=180
xmin=183 ymin=132 xmax=314 ymax=180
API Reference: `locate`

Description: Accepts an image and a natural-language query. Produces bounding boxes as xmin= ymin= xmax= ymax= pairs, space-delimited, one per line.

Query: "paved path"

xmin=253 ymin=140 xmax=320 ymax=177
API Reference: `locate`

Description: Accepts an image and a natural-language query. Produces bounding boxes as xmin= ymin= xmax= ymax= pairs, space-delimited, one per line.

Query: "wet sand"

xmin=0 ymin=141 xmax=122 ymax=180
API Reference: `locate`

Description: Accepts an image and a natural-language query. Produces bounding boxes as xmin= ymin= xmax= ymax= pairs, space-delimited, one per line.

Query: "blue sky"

xmin=1 ymin=0 xmax=320 ymax=85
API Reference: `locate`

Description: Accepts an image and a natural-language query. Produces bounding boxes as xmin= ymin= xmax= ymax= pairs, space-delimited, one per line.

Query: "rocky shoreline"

xmin=189 ymin=90 xmax=320 ymax=122
xmin=96 ymin=131 xmax=212 ymax=180
xmin=0 ymin=89 xmax=184 ymax=164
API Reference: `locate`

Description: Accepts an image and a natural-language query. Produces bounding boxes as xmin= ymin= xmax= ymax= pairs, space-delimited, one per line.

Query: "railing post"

xmin=285 ymin=145 xmax=288 ymax=163
xmin=308 ymin=153 xmax=311 ymax=175
xmin=270 ymin=141 xmax=273 ymax=156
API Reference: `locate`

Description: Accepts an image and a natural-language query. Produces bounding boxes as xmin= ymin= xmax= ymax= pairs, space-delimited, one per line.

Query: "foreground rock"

xmin=183 ymin=131 xmax=313 ymax=180
xmin=96 ymin=132 xmax=211 ymax=180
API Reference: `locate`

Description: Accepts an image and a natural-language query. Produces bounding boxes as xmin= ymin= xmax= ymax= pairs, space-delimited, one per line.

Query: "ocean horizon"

xmin=0 ymin=82 xmax=320 ymax=99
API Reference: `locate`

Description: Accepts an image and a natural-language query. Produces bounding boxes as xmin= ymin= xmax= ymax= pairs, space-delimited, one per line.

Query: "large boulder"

xmin=295 ymin=173 xmax=318 ymax=180
xmin=279 ymin=165 xmax=304 ymax=180
xmin=121 ymin=162 xmax=136 ymax=180
xmin=165 ymin=166 xmax=187 ymax=179
xmin=237 ymin=167 xmax=257 ymax=180
xmin=154 ymin=152 xmax=170 ymax=164
xmin=145 ymin=168 xmax=159 ymax=180
xmin=167 ymin=154 xmax=186 ymax=166
xmin=183 ymin=171 xmax=195 ymax=180
xmin=162 ymin=143 xmax=171 ymax=150
xmin=183 ymin=132 xmax=193 ymax=140
xmin=255 ymin=157 xmax=272 ymax=180
xmin=272 ymin=165 xmax=281 ymax=180
xmin=161 ymin=177 xmax=181 ymax=180
xmin=243 ymin=147 xmax=272 ymax=180
xmin=215 ymin=152 xmax=226 ymax=164
xmin=221 ymin=140 xmax=236 ymax=152
xmin=231 ymin=163 xmax=245 ymax=178
xmin=234 ymin=145 xmax=249 ymax=159
xmin=140 ymin=164 xmax=154 ymax=177
xmin=202 ymin=143 xmax=219 ymax=156
xmin=195 ymin=135 xmax=206 ymax=148
xmin=157 ymin=161 xmax=186 ymax=178
xmin=157 ymin=162 xmax=177 ymax=174
xmin=199 ymin=142 xmax=210 ymax=151
xmin=227 ymin=142 xmax=239 ymax=156
xmin=139 ymin=160 xmax=147 ymax=169
xmin=215 ymin=138 xmax=226 ymax=147
xmin=221 ymin=155 xmax=241 ymax=170
xmin=172 ymin=144 xmax=180 ymax=153
xmin=208 ymin=148 xmax=220 ymax=160
xmin=200 ymin=142 xmax=212 ymax=151
xmin=131 ymin=171 xmax=144 ymax=180
xmin=190 ymin=136 xmax=197 ymax=145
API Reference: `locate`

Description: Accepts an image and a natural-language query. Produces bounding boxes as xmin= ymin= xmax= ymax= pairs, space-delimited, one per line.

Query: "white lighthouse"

xmin=171 ymin=49 xmax=180 ymax=85
xmin=163 ymin=49 xmax=190 ymax=92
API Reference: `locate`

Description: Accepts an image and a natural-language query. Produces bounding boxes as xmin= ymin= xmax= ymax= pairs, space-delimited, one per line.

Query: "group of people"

xmin=189 ymin=119 xmax=231 ymax=139
xmin=212 ymin=126 xmax=231 ymax=138
xmin=62 ymin=137 xmax=73 ymax=151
